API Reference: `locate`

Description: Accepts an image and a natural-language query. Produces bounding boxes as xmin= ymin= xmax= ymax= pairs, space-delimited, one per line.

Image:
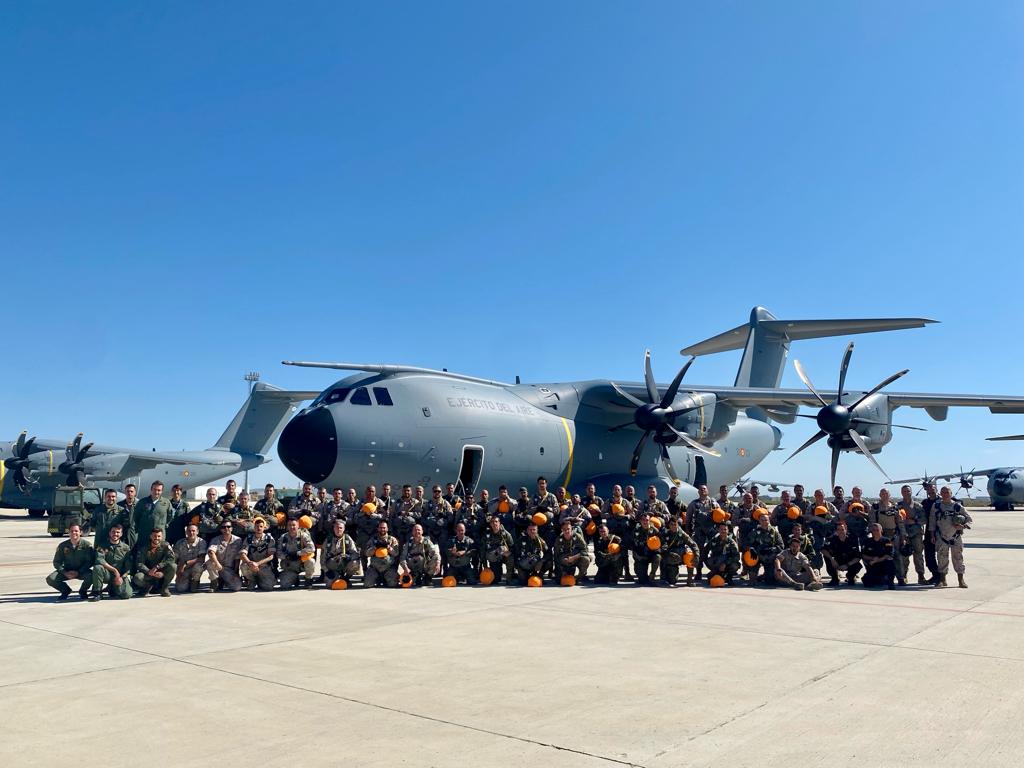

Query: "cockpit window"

xmin=350 ymin=387 xmax=372 ymax=405
xmin=373 ymin=387 xmax=393 ymax=406
xmin=326 ymin=388 xmax=350 ymax=404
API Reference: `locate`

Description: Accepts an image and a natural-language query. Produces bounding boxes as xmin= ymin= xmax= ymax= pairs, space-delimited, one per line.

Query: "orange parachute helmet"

xmin=479 ymin=568 xmax=495 ymax=585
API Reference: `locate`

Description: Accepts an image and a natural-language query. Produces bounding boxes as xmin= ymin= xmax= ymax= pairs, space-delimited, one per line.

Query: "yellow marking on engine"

xmin=560 ymin=418 xmax=575 ymax=489
xmin=0 ymin=460 xmax=5 ymax=496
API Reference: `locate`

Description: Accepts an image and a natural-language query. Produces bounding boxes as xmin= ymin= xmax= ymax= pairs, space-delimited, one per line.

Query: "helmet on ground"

xmin=330 ymin=578 xmax=348 ymax=590
xmin=441 ymin=575 xmax=457 ymax=588
xmin=399 ymin=573 xmax=414 ymax=588
xmin=709 ymin=574 xmax=726 ymax=587
xmin=479 ymin=568 xmax=495 ymax=585
xmin=527 ymin=575 xmax=543 ymax=588
xmin=560 ymin=574 xmax=576 ymax=587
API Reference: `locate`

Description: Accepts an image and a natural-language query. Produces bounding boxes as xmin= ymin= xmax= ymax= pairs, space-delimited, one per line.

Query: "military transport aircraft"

xmin=276 ymin=307 xmax=1024 ymax=503
xmin=1 ymin=382 xmax=317 ymax=516
xmin=890 ymin=434 xmax=1024 ymax=510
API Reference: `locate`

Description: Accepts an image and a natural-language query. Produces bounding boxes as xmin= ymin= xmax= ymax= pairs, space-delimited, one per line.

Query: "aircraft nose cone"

xmin=992 ymin=477 xmax=1014 ymax=497
xmin=278 ymin=406 xmax=337 ymax=484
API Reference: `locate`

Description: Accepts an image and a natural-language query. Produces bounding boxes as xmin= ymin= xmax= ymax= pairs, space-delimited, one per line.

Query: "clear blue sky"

xmin=2 ymin=2 xmax=1022 ymax=493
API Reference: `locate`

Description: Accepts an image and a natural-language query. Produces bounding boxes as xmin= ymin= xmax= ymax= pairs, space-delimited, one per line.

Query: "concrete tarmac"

xmin=1 ymin=509 xmax=1022 ymax=768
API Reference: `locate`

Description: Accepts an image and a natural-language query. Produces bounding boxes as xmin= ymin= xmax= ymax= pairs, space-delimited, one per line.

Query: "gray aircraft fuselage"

xmin=987 ymin=469 xmax=1024 ymax=510
xmin=279 ymin=372 xmax=781 ymax=502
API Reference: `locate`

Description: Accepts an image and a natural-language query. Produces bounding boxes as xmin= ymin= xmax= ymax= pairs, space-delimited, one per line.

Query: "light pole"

xmin=243 ymin=371 xmax=260 ymax=493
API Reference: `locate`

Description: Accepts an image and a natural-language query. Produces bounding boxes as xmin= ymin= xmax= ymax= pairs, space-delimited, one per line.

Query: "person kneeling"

xmin=447 ymin=522 xmax=478 ymax=585
xmin=174 ymin=524 xmax=208 ymax=593
xmin=364 ymin=521 xmax=400 ymax=587
xmin=47 ymin=522 xmax=94 ymax=601
xmin=206 ymin=521 xmax=243 ymax=592
xmin=133 ymin=528 xmax=176 ymax=597
xmin=555 ymin=520 xmax=591 ymax=583
xmin=278 ymin=518 xmax=316 ymax=589
xmin=705 ymin=523 xmax=740 ymax=586
xmin=774 ymin=536 xmax=824 ymax=591
xmin=821 ymin=520 xmax=862 ymax=586
xmin=90 ymin=523 xmax=133 ymax=601
xmin=322 ymin=519 xmax=360 ymax=588
xmin=516 ymin=523 xmax=547 ymax=585
xmin=861 ymin=523 xmax=897 ymax=589
xmin=240 ymin=517 xmax=277 ymax=592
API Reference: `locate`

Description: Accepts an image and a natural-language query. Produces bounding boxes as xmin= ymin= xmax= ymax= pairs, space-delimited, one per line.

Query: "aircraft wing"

xmin=988 ymin=435 xmax=1024 ymax=441
xmin=583 ymin=382 xmax=1024 ymax=415
xmin=888 ymin=470 xmax=999 ymax=484
xmin=706 ymin=387 xmax=1024 ymax=414
xmin=26 ymin=440 xmax=239 ymax=468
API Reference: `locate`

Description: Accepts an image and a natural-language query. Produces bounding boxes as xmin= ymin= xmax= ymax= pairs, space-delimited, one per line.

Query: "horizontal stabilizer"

xmin=681 ymin=316 xmax=937 ymax=356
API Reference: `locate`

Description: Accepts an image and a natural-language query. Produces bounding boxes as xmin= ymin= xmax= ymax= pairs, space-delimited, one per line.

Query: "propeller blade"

xmin=848 ymin=368 xmax=910 ymax=411
xmin=853 ymin=418 xmax=926 ymax=432
xmin=660 ymin=356 xmax=695 ymax=409
xmin=607 ymin=421 xmax=637 ymax=432
xmin=830 ymin=443 xmax=842 ymax=490
xmin=78 ymin=442 xmax=94 ymax=461
xmin=630 ymin=431 xmax=652 ymax=476
xmin=14 ymin=431 xmax=26 ymax=455
xmin=659 ymin=444 xmax=682 ymax=485
xmin=793 ymin=359 xmax=828 ymax=408
xmin=783 ymin=430 xmax=827 ymax=464
xmin=666 ymin=424 xmax=721 ymax=457
xmin=847 ymin=429 xmax=891 ymax=481
xmin=610 ymin=381 xmax=645 ymax=408
xmin=23 ymin=436 xmax=36 ymax=455
xmin=71 ymin=433 xmax=83 ymax=458
xmin=643 ymin=350 xmax=659 ymax=404
xmin=836 ymin=342 xmax=854 ymax=405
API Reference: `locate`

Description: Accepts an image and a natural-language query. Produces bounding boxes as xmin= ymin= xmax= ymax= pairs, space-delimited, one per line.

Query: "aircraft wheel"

xmin=27 ymin=509 xmax=46 ymax=518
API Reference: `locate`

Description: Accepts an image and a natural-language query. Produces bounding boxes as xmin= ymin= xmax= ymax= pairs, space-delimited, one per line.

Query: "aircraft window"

xmin=326 ymin=388 xmax=350 ymax=404
xmin=373 ymin=387 xmax=394 ymax=406
xmin=350 ymin=387 xmax=372 ymax=405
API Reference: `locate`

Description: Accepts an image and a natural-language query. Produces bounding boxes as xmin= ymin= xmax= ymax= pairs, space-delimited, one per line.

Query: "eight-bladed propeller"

xmin=784 ymin=342 xmax=923 ymax=489
xmin=955 ymin=466 xmax=976 ymax=498
xmin=58 ymin=433 xmax=94 ymax=487
xmin=4 ymin=431 xmax=41 ymax=493
xmin=609 ymin=351 xmax=719 ymax=484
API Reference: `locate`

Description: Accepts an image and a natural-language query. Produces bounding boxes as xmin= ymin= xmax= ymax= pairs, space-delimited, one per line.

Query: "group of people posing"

xmin=44 ymin=475 xmax=974 ymax=600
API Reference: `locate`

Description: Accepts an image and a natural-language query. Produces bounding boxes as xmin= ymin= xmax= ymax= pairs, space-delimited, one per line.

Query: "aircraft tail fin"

xmin=681 ymin=307 xmax=936 ymax=391
xmin=212 ymin=383 xmax=320 ymax=456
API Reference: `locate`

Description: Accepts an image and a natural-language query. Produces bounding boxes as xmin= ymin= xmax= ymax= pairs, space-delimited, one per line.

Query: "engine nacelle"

xmin=840 ymin=393 xmax=893 ymax=453
xmin=671 ymin=393 xmax=718 ymax=440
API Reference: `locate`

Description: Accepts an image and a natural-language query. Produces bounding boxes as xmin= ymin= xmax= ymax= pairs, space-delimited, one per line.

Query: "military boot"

xmin=917 ymin=572 xmax=926 ymax=585
xmin=78 ymin=583 xmax=90 ymax=600
xmin=56 ymin=585 xmax=71 ymax=601
xmin=957 ymin=574 xmax=968 ymax=589
xmin=936 ymin=575 xmax=947 ymax=588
